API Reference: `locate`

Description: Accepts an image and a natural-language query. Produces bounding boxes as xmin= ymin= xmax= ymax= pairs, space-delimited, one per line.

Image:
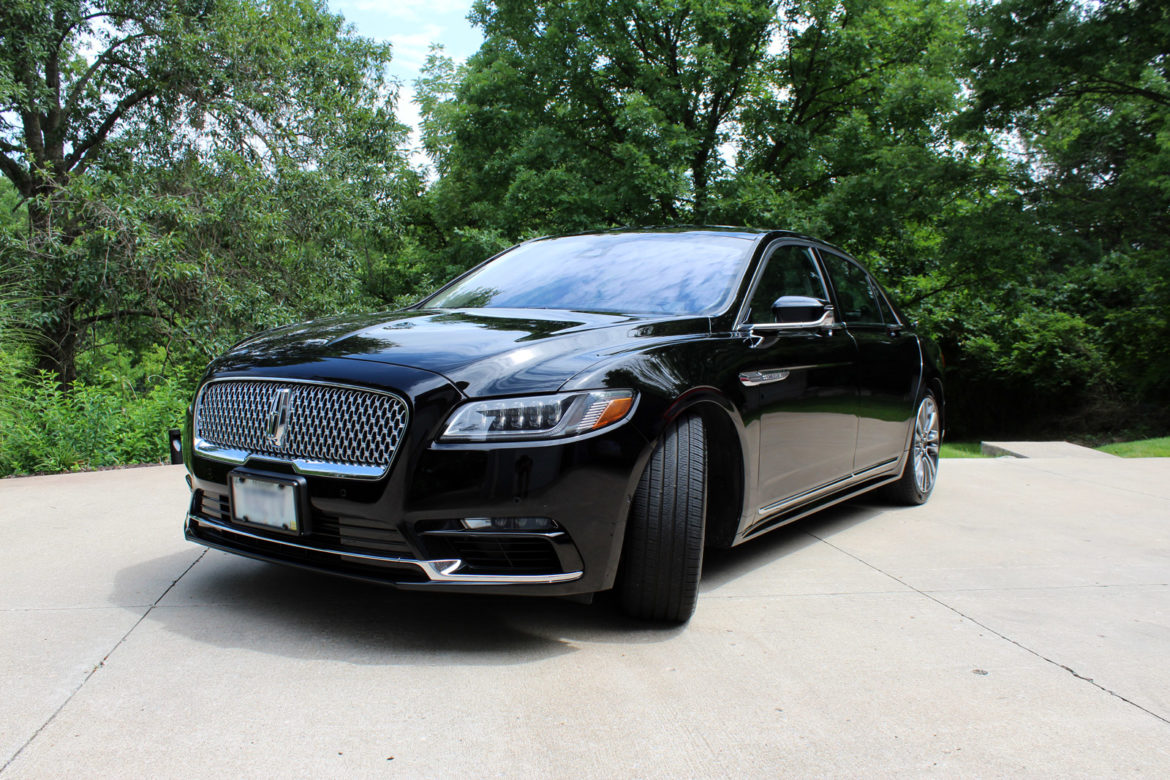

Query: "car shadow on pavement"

xmin=701 ymin=498 xmax=888 ymax=591
xmin=114 ymin=549 xmax=671 ymax=665
xmin=115 ymin=498 xmax=889 ymax=664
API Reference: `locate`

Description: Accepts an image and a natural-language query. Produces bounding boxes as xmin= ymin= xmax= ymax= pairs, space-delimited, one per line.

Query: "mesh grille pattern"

xmin=195 ymin=380 xmax=408 ymax=471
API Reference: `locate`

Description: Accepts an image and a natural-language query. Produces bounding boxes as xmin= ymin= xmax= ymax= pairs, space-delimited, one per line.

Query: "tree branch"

xmin=64 ymin=32 xmax=156 ymax=119
xmin=14 ymin=53 xmax=46 ymax=162
xmin=901 ymin=277 xmax=971 ymax=307
xmin=54 ymin=11 xmax=153 ymax=48
xmin=45 ymin=9 xmax=64 ymax=145
xmin=1059 ymin=78 xmax=1170 ymax=109
xmin=0 ymin=150 xmax=30 ymax=193
xmin=64 ymin=87 xmax=156 ymax=173
xmin=21 ymin=109 xmax=45 ymax=162
xmin=77 ymin=308 xmax=178 ymax=328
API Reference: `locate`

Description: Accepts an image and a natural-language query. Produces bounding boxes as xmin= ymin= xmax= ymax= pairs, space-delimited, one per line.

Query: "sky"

xmin=327 ymin=0 xmax=484 ymax=162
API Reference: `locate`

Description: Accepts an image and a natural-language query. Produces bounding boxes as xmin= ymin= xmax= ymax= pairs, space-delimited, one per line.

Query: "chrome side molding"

xmin=739 ymin=369 xmax=791 ymax=386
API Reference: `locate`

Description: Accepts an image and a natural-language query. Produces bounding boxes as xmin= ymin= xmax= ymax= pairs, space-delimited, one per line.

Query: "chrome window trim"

xmin=873 ymin=284 xmax=906 ymax=328
xmin=192 ymin=377 xmax=410 ymax=480
xmin=814 ymin=247 xmax=902 ymax=328
xmin=747 ymin=307 xmax=837 ymax=335
xmin=734 ymin=239 xmax=831 ymax=330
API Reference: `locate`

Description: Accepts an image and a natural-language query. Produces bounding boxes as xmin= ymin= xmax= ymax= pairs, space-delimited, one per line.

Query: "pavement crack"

xmin=807 ymin=531 xmax=1170 ymax=728
xmin=1014 ymin=463 xmax=1170 ymax=503
xmin=0 ymin=550 xmax=207 ymax=775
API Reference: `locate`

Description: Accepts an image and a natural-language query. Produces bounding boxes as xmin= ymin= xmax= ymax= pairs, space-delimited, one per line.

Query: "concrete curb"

xmin=981 ymin=440 xmax=1119 ymax=459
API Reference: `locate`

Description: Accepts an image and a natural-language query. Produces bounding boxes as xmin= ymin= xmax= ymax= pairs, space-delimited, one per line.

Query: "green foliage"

xmin=1 ymin=0 xmax=412 ymax=385
xmin=2 ymin=0 xmax=1168 ymax=475
xmin=418 ymin=0 xmax=776 ymax=248
xmin=0 ymin=346 xmax=189 ymax=476
xmin=957 ymin=0 xmax=1170 ymax=426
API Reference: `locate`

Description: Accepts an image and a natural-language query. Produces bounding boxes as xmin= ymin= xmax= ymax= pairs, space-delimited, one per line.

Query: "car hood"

xmin=212 ymin=308 xmax=706 ymax=397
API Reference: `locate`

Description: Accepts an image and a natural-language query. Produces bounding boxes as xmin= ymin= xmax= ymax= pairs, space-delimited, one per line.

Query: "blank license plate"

xmin=230 ymin=474 xmax=300 ymax=533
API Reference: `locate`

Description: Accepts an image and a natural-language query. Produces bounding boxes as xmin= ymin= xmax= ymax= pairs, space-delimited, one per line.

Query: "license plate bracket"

xmin=229 ymin=469 xmax=310 ymax=535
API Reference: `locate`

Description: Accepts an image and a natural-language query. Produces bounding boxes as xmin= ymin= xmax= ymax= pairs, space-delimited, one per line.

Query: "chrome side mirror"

xmin=751 ymin=296 xmax=836 ymax=333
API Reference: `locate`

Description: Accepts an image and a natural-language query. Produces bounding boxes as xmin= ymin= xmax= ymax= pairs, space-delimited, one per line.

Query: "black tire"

xmin=884 ymin=390 xmax=941 ymax=506
xmin=617 ymin=414 xmax=707 ymax=623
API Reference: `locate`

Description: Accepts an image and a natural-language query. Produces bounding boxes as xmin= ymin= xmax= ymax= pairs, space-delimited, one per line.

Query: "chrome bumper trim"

xmin=186 ymin=514 xmax=583 ymax=585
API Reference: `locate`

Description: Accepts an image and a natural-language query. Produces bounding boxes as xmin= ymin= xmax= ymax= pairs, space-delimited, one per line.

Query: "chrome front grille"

xmin=193 ymin=379 xmax=409 ymax=478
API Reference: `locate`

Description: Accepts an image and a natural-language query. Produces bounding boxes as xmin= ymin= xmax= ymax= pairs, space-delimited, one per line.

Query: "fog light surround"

xmin=461 ymin=516 xmax=557 ymax=531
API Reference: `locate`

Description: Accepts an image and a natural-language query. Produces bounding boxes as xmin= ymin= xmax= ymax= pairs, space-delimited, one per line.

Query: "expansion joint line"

xmin=0 ymin=550 xmax=208 ymax=775
xmin=807 ymin=532 xmax=1170 ymax=728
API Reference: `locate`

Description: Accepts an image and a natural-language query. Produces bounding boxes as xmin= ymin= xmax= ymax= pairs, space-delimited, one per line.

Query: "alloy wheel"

xmin=912 ymin=396 xmax=941 ymax=495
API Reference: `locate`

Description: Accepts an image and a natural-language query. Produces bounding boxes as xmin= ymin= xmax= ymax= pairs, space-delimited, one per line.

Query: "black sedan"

xmin=180 ymin=228 xmax=944 ymax=622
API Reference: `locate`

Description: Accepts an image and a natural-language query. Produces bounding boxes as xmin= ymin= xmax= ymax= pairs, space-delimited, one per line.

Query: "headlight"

xmin=439 ymin=389 xmax=637 ymax=442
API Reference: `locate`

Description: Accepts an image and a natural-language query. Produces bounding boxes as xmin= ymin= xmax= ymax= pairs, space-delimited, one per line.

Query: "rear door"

xmin=818 ymin=250 xmax=921 ymax=473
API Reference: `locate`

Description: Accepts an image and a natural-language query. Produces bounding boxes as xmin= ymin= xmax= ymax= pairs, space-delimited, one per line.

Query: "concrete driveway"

xmin=2 ymin=457 xmax=1168 ymax=777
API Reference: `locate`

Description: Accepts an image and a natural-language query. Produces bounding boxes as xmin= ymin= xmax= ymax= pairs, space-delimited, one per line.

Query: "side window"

xmin=746 ymin=245 xmax=828 ymax=324
xmin=820 ymin=252 xmax=884 ymax=326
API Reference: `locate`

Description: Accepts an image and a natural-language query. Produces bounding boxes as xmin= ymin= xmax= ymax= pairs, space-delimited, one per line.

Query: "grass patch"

xmin=1096 ymin=437 xmax=1170 ymax=458
xmin=940 ymin=442 xmax=988 ymax=458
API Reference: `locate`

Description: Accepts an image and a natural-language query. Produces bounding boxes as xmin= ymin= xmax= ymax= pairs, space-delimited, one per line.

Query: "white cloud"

xmin=327 ymin=1 xmax=480 ymax=174
xmin=387 ymin=25 xmax=446 ymax=74
xmin=333 ymin=0 xmax=473 ymax=24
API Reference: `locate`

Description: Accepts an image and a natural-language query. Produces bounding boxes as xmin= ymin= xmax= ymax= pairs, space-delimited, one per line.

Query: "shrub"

xmin=0 ymin=347 xmax=191 ymax=477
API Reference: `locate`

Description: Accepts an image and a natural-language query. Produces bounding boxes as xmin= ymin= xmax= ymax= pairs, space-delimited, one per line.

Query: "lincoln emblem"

xmin=265 ymin=388 xmax=291 ymax=446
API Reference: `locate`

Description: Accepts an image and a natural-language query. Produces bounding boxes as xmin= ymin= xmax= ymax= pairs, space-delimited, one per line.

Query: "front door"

xmin=736 ymin=243 xmax=859 ymax=514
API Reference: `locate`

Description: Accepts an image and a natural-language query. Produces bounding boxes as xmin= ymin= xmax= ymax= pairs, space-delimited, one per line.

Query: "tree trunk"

xmin=692 ymin=149 xmax=710 ymax=224
xmin=33 ymin=320 xmax=80 ymax=387
xmin=26 ymin=197 xmax=81 ymax=389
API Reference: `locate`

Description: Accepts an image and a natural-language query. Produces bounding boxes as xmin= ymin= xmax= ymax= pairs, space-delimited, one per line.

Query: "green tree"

xmin=965 ymin=0 xmax=1170 ymax=418
xmin=417 ymin=0 xmax=777 ymax=250
xmin=417 ymin=0 xmax=975 ymax=278
xmin=0 ymin=0 xmax=410 ymax=385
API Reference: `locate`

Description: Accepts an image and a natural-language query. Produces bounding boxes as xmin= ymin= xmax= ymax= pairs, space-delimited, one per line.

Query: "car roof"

xmin=541 ymin=225 xmax=850 ymax=256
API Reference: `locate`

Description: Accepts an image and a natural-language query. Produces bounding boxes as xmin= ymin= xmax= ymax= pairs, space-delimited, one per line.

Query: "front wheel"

xmin=885 ymin=392 xmax=941 ymax=505
xmin=617 ymin=414 xmax=707 ymax=623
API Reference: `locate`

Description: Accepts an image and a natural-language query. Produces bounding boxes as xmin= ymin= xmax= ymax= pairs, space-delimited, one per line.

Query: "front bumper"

xmin=184 ymin=421 xmax=650 ymax=597
xmin=185 ymin=512 xmax=584 ymax=585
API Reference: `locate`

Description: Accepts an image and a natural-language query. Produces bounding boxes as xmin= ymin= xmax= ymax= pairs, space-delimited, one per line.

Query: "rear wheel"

xmin=617 ymin=414 xmax=707 ymax=623
xmin=885 ymin=392 xmax=941 ymax=505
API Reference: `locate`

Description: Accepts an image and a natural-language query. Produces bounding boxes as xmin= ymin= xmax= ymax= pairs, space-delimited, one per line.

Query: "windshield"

xmin=423 ymin=233 xmax=754 ymax=316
